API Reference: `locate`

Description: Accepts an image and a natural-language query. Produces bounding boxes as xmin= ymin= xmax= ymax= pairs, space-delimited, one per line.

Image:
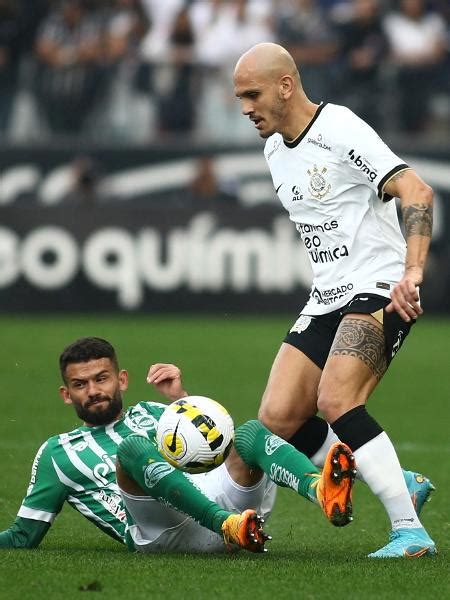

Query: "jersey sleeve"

xmin=0 ymin=517 xmax=51 ymax=549
xmin=17 ymin=439 xmax=68 ymax=524
xmin=337 ymin=108 xmax=409 ymax=202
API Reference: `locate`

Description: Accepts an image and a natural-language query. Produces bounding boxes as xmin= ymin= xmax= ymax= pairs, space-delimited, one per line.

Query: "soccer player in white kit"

xmin=233 ymin=42 xmax=436 ymax=558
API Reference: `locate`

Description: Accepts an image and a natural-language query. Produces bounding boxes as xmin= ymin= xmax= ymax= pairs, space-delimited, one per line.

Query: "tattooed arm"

xmin=383 ymin=169 xmax=433 ymax=322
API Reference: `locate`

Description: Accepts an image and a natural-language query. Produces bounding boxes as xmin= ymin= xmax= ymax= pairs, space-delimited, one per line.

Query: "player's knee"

xmin=116 ymin=435 xmax=135 ymax=472
xmin=116 ymin=460 xmax=146 ymax=495
xmin=117 ymin=434 xmax=155 ymax=475
xmin=317 ymin=386 xmax=345 ymax=421
xmin=258 ymin=405 xmax=302 ymax=440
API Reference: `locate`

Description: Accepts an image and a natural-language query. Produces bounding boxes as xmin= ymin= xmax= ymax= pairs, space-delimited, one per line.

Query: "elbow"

xmin=419 ymin=182 xmax=433 ymax=206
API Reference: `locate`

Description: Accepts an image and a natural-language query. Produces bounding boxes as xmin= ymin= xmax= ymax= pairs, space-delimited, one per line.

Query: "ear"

xmin=59 ymin=385 xmax=72 ymax=406
xmin=118 ymin=370 xmax=129 ymax=392
xmin=279 ymin=75 xmax=294 ymax=100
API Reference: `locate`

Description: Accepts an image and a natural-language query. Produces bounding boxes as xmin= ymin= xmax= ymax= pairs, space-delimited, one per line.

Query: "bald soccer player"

xmin=232 ymin=43 xmax=436 ymax=558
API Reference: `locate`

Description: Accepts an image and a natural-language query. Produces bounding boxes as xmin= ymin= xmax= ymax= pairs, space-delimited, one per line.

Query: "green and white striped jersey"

xmin=17 ymin=401 xmax=167 ymax=543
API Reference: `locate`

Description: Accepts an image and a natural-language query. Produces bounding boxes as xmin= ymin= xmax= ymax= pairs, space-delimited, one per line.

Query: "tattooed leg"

xmin=329 ymin=316 xmax=387 ymax=380
xmin=317 ymin=314 xmax=387 ymax=423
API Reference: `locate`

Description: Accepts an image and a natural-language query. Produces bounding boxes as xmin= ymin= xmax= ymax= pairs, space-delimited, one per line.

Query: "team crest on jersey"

xmin=124 ymin=412 xmax=158 ymax=435
xmin=290 ymin=315 xmax=313 ymax=334
xmin=307 ymin=165 xmax=331 ymax=200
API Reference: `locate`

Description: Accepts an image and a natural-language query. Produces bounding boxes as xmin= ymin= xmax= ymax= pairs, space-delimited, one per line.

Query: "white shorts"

xmin=121 ymin=463 xmax=276 ymax=553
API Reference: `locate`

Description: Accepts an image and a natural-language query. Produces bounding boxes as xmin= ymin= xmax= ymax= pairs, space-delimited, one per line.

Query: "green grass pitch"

xmin=0 ymin=315 xmax=448 ymax=599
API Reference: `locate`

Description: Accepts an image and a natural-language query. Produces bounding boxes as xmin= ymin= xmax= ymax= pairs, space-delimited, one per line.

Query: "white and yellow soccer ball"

xmin=156 ymin=396 xmax=235 ymax=474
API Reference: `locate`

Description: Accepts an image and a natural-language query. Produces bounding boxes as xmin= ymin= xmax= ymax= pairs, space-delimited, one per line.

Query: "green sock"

xmin=117 ymin=434 xmax=231 ymax=535
xmin=235 ymin=420 xmax=320 ymax=502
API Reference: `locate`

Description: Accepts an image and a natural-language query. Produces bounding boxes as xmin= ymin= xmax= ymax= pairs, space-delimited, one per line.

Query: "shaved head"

xmin=233 ymin=43 xmax=315 ymax=140
xmin=234 ymin=43 xmax=300 ymax=86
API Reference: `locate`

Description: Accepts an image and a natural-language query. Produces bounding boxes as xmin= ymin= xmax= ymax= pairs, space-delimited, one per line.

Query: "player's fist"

xmin=147 ymin=363 xmax=188 ymax=401
xmin=386 ymin=269 xmax=423 ymax=322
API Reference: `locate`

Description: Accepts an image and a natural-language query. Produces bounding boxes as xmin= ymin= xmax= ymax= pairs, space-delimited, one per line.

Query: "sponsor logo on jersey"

xmin=296 ymin=220 xmax=338 ymax=235
xmin=144 ymin=462 xmax=175 ymax=488
xmin=296 ymin=219 xmax=348 ymax=266
xmin=348 ymin=149 xmax=377 ymax=182
xmin=291 ymin=185 xmax=303 ymax=202
xmin=59 ymin=431 xmax=86 ymax=444
xmin=312 ymin=283 xmax=354 ymax=305
xmin=71 ymin=441 xmax=89 ymax=452
xmin=309 ymin=245 xmax=349 ymax=264
xmin=97 ymin=490 xmax=127 ymax=522
xmin=27 ymin=442 xmax=48 ymax=494
xmin=307 ymin=165 xmax=331 ymax=200
xmin=267 ymin=138 xmax=282 ymax=160
xmin=269 ymin=464 xmax=299 ymax=491
xmin=307 ymin=135 xmax=331 ymax=151
xmin=93 ymin=455 xmax=117 ymax=485
xmin=290 ymin=315 xmax=313 ymax=334
xmin=264 ymin=434 xmax=288 ymax=455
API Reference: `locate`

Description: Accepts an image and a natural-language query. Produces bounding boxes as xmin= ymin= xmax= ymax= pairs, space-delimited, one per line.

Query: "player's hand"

xmin=385 ymin=269 xmax=423 ymax=322
xmin=146 ymin=363 xmax=188 ymax=401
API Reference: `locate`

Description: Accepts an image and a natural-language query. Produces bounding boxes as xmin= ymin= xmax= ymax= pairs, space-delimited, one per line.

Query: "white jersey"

xmin=264 ymin=103 xmax=409 ymax=315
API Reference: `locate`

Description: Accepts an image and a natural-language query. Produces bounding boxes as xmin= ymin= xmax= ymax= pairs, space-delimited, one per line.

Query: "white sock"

xmin=310 ymin=424 xmax=339 ymax=468
xmin=353 ymin=432 xmax=421 ymax=530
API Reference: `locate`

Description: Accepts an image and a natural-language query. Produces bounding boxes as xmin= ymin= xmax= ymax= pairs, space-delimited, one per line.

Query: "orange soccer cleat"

xmin=221 ymin=509 xmax=271 ymax=553
xmin=311 ymin=442 xmax=357 ymax=527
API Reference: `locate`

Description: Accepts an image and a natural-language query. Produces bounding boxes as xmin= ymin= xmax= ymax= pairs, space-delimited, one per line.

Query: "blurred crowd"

xmin=0 ymin=0 xmax=449 ymax=143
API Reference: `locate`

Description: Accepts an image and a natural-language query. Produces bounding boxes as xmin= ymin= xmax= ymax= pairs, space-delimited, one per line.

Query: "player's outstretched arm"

xmin=384 ymin=169 xmax=433 ymax=322
xmin=0 ymin=517 xmax=50 ymax=549
xmin=1 ymin=440 xmax=68 ymax=549
xmin=146 ymin=363 xmax=189 ymax=401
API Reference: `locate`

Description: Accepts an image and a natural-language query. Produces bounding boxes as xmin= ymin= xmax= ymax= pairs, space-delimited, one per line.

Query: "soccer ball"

xmin=156 ymin=396 xmax=235 ymax=474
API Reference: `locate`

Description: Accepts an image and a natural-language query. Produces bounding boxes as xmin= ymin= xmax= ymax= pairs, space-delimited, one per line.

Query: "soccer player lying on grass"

xmin=0 ymin=337 xmax=356 ymax=553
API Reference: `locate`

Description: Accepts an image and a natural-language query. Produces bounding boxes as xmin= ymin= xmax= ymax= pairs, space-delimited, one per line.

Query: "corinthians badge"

xmin=307 ymin=165 xmax=331 ymax=200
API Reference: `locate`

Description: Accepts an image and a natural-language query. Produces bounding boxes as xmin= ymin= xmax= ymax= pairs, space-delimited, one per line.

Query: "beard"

xmin=259 ymin=100 xmax=286 ymax=139
xmin=74 ymin=391 xmax=123 ymax=426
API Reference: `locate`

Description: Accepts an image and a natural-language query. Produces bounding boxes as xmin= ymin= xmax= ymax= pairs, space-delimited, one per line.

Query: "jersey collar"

xmin=283 ymin=102 xmax=327 ymax=149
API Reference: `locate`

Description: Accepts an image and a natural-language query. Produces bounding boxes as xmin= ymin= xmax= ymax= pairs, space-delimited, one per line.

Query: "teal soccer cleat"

xmin=403 ymin=470 xmax=435 ymax=515
xmin=368 ymin=527 xmax=437 ymax=558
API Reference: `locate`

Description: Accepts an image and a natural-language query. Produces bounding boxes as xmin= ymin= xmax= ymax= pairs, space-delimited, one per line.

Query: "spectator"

xmin=140 ymin=0 xmax=184 ymax=62
xmin=158 ymin=4 xmax=197 ymax=135
xmin=34 ymin=0 xmax=106 ymax=134
xmin=60 ymin=155 xmax=102 ymax=207
xmin=0 ymin=0 xmax=26 ymax=135
xmin=104 ymin=0 xmax=150 ymax=67
xmin=383 ymin=0 xmax=448 ymax=132
xmin=192 ymin=0 xmax=274 ymax=69
xmin=191 ymin=0 xmax=274 ymax=139
xmin=186 ymin=154 xmax=239 ymax=210
xmin=335 ymin=0 xmax=387 ymax=130
xmin=100 ymin=0 xmax=153 ymax=140
xmin=275 ymin=0 xmax=340 ymax=103
xmin=155 ymin=154 xmax=239 ymax=209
